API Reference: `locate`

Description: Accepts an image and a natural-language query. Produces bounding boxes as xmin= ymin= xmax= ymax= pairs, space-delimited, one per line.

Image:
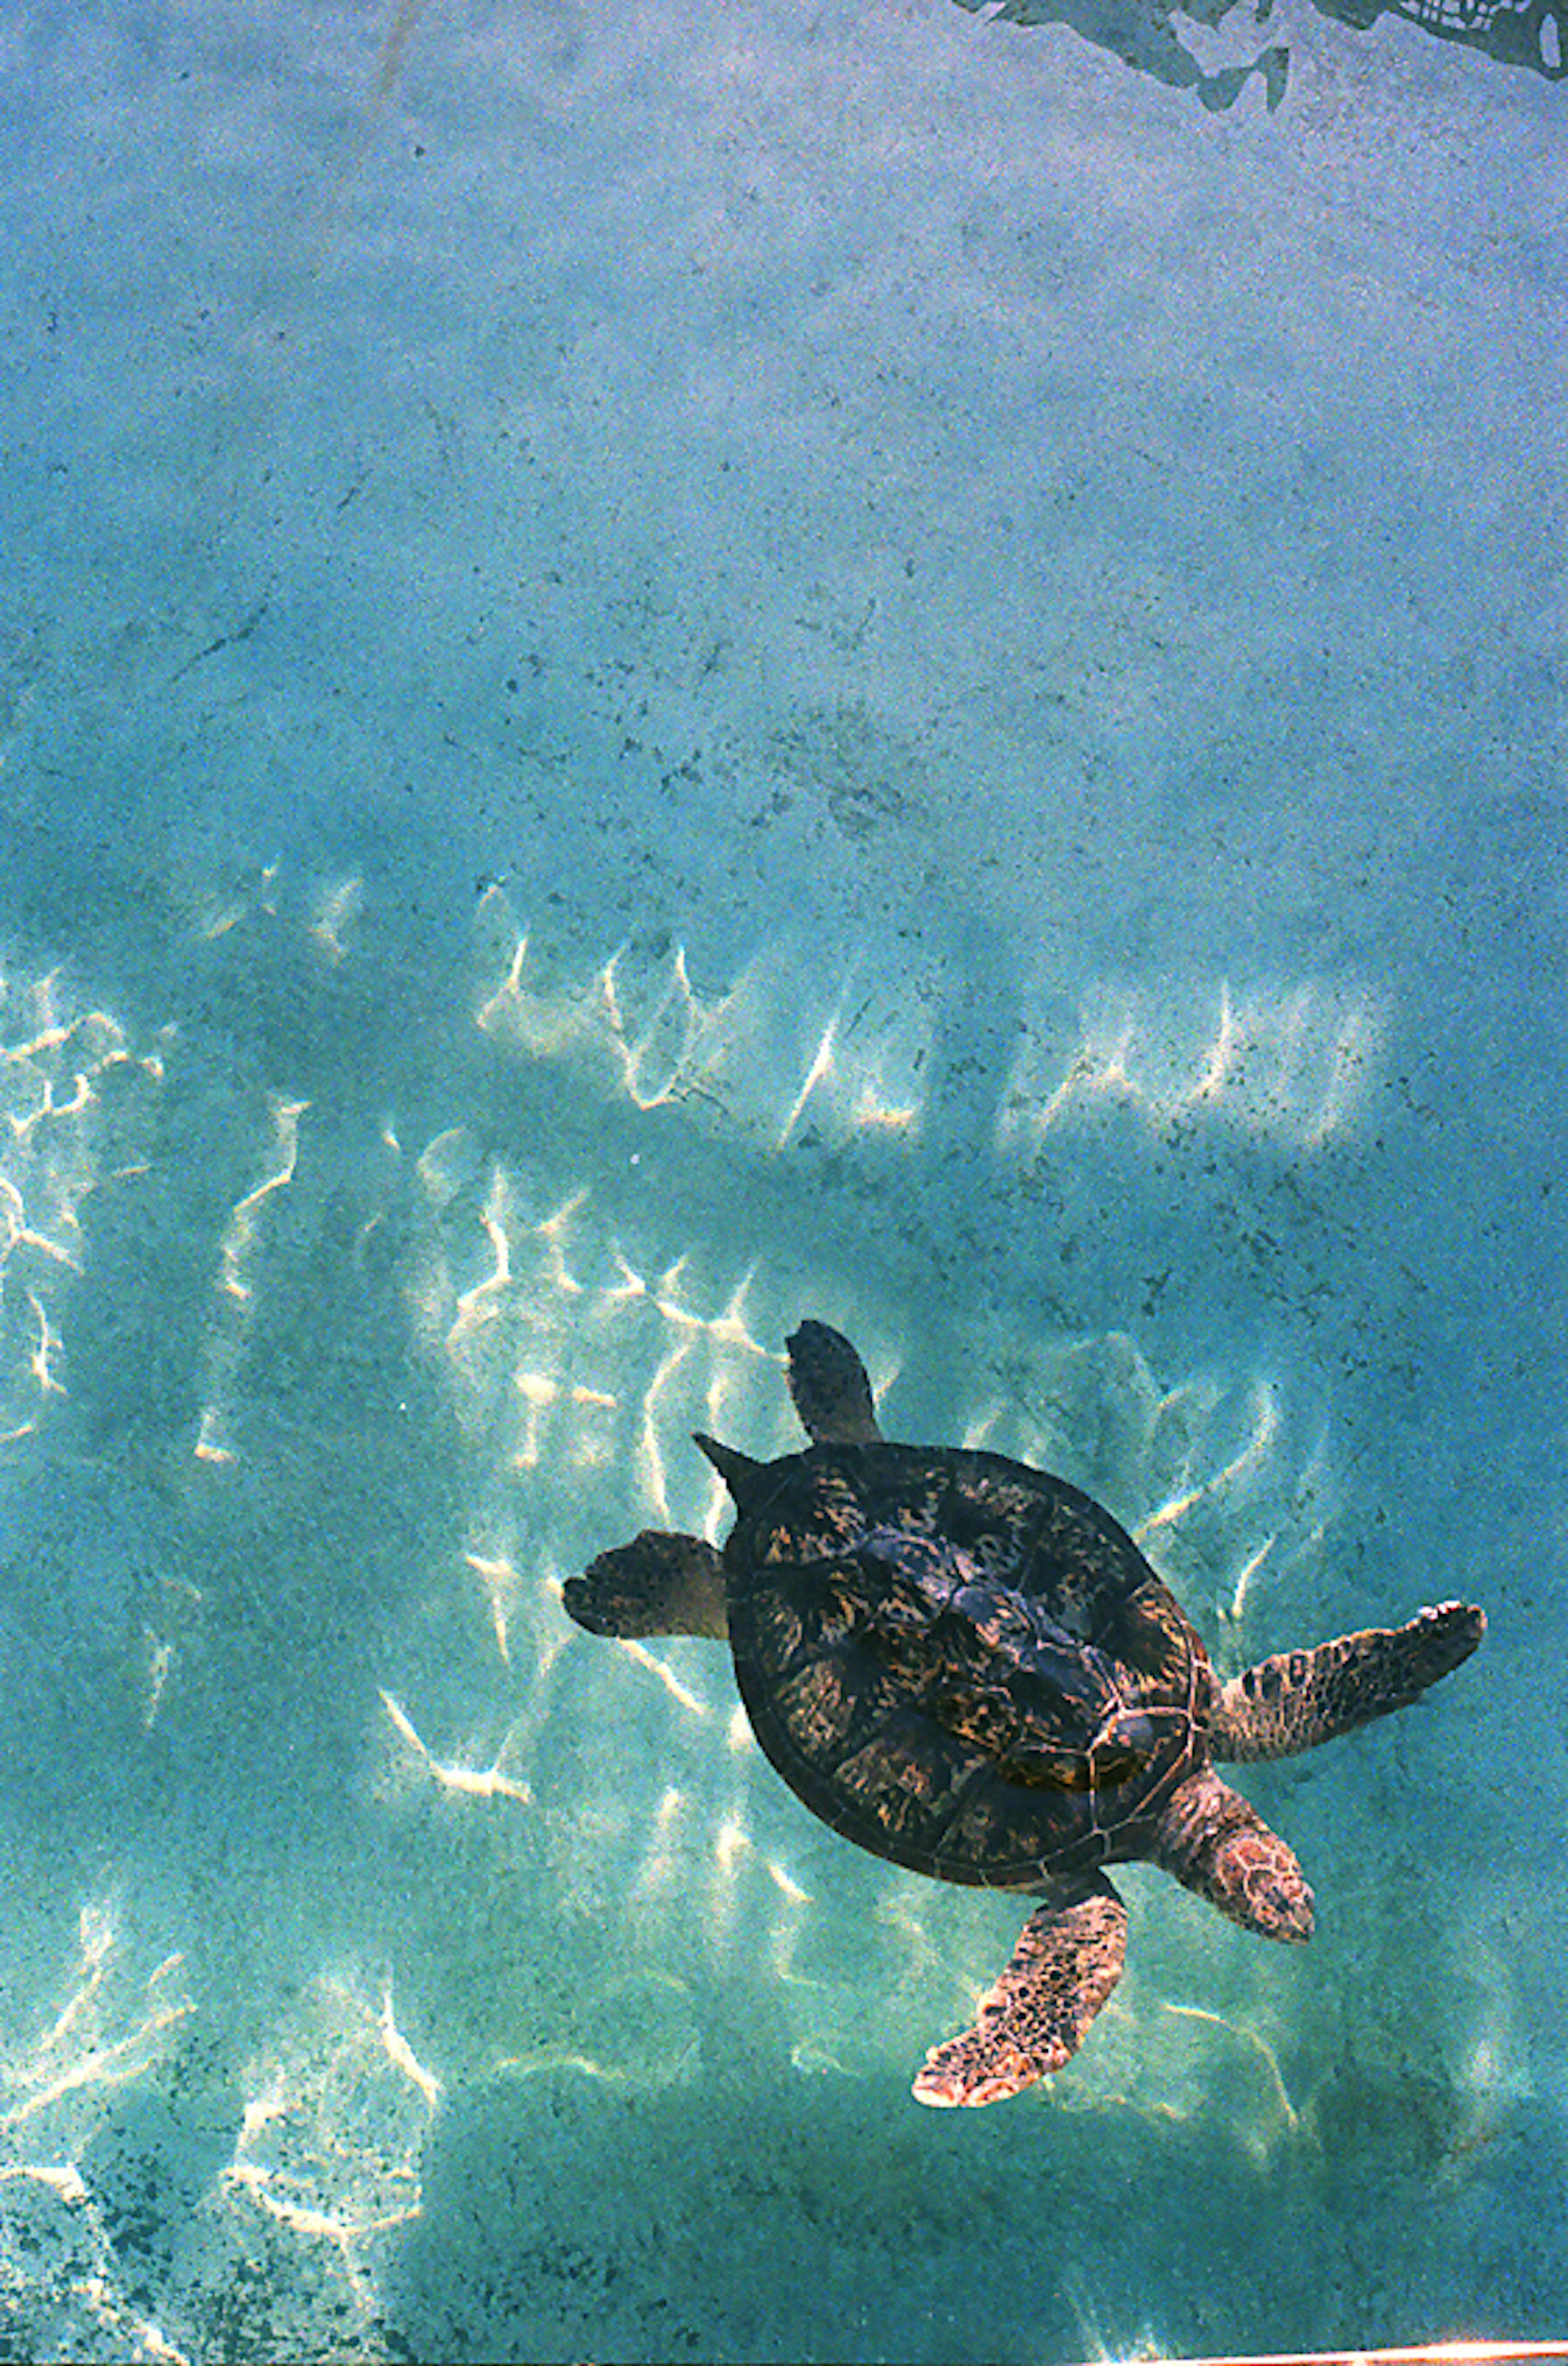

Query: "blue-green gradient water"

xmin=2 ymin=2 xmax=1564 ymax=2357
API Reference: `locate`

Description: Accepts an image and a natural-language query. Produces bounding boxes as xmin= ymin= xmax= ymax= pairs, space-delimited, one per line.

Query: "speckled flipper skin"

xmin=914 ymin=1883 xmax=1129 ymax=2108
xmin=1151 ymin=1764 xmax=1315 ymax=1939
xmin=1212 ymin=1601 xmax=1486 ymax=1762
xmin=564 ymin=1531 xmax=728 ymax=1640
xmin=786 ymin=1319 xmax=884 ymax=1445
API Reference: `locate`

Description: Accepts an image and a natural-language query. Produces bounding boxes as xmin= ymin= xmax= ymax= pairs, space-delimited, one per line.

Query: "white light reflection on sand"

xmin=192 ymin=1092 xmax=311 ymax=1466
xmin=1159 ymin=1998 xmax=1301 ymax=2139
xmin=776 ymin=1003 xmax=841 ymax=1149
xmin=1134 ymin=1377 xmax=1281 ymax=1545
xmin=1000 ymin=977 xmax=1388 ymax=1156
xmin=444 ymin=1163 xmax=514 ymax=1349
xmin=193 ymin=862 xmax=282 ymax=942
xmin=496 ymin=1965 xmax=706 ymax=2094
xmin=216 ymin=1094 xmax=310 ymax=1311
xmin=595 ymin=939 xmax=745 ymax=1115
xmin=474 ymin=907 xmax=751 ymax=1122
xmin=1 ymin=966 xmax=165 ymax=1450
xmin=220 ymin=1971 xmax=442 ymax=2329
xmin=0 ymin=1900 xmax=194 ymax=2364
xmin=0 ymin=1903 xmax=189 ymax=2139
xmin=615 ymin=1635 xmax=710 ymax=1717
xmin=471 ymin=897 xmax=1385 ymax=1161
xmin=24 ymin=1286 xmax=67 ymax=1396
xmin=0 ymin=1175 xmax=83 ymax=1276
xmin=631 ymin=1784 xmax=689 ymax=1901
xmin=473 ymin=892 xmax=937 ymax=1155
xmin=379 ymin=1689 xmax=534 ymax=1804
xmin=398 ymin=1141 xmax=850 ymax=2047
xmin=308 ymin=874 xmax=364 ymax=967
xmin=463 ymin=1546 xmax=525 ymax=1661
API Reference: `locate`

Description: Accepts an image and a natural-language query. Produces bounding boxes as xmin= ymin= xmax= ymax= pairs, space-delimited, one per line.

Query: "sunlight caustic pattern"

xmin=220 ymin=1972 xmax=443 ymax=2333
xmin=471 ymin=891 xmax=1385 ymax=1161
xmin=0 ymin=871 xmax=1435 ymax=2350
xmin=0 ymin=1900 xmax=192 ymax=2364
xmin=0 ymin=865 xmax=1509 ymax=2366
xmin=0 ymin=879 xmax=1362 ymax=2152
xmin=194 ymin=1091 xmax=312 ymax=1469
xmin=0 ymin=1897 xmax=448 ymax=2360
xmin=474 ymin=889 xmax=936 ymax=1152
xmin=379 ymin=1689 xmax=533 ymax=1804
xmin=998 ymin=978 xmax=1387 ymax=1155
xmin=0 ymin=964 xmax=165 ymax=1450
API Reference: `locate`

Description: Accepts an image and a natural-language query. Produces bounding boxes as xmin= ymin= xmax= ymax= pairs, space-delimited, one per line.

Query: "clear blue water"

xmin=1 ymin=2 xmax=1564 ymax=2358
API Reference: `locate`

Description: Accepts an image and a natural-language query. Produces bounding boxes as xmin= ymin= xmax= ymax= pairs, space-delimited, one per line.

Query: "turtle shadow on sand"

xmin=383 ymin=2041 xmax=1561 ymax=2361
xmin=566 ymin=1320 xmax=1484 ymax=2109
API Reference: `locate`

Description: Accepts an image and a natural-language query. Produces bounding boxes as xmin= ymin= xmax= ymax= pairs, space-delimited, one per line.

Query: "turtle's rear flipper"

xmin=564 ymin=1532 xmax=728 ymax=1640
xmin=913 ymin=1881 xmax=1127 ymax=2108
xmin=786 ymin=1319 xmax=884 ymax=1445
xmin=1212 ymin=1600 xmax=1486 ymax=1763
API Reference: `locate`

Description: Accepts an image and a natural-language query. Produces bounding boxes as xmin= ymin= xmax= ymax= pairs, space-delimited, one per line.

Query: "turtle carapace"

xmin=565 ymin=1321 xmax=1485 ymax=2108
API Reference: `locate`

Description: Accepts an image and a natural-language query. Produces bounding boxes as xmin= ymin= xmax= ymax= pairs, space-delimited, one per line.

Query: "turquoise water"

xmin=2 ymin=2 xmax=1564 ymax=2358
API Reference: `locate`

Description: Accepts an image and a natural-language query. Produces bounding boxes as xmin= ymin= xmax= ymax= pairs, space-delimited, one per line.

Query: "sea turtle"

xmin=564 ymin=1321 xmax=1485 ymax=2108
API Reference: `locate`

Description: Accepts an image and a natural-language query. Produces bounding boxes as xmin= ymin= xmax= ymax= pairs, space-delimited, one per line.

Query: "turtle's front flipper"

xmin=564 ymin=1532 xmax=728 ymax=1640
xmin=913 ymin=1880 xmax=1127 ymax=2108
xmin=786 ymin=1320 xmax=884 ymax=1446
xmin=1152 ymin=1766 xmax=1314 ymax=1940
xmin=1212 ymin=1600 xmax=1485 ymax=1762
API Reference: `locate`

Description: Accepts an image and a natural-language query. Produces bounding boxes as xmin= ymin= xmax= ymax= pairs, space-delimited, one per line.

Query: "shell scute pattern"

xmin=940 ymin=1787 xmax=1066 ymax=1882
xmin=831 ymin=1710 xmax=972 ymax=1842
xmin=728 ymin=1442 xmax=1206 ymax=1887
xmin=769 ymin=1646 xmax=872 ymax=1758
